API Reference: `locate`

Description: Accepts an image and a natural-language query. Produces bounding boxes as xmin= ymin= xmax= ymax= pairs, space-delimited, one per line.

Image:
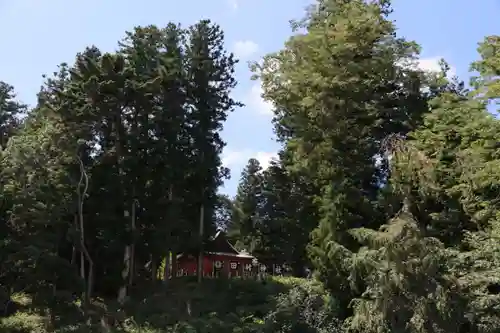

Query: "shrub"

xmin=262 ymin=280 xmax=341 ymax=333
xmin=0 ymin=312 xmax=45 ymax=333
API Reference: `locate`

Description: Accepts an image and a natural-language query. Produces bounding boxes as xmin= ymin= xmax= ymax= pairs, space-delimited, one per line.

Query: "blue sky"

xmin=0 ymin=0 xmax=499 ymax=196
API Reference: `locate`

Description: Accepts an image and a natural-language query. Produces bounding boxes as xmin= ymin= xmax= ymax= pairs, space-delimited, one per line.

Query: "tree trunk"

xmin=118 ymin=243 xmax=130 ymax=304
xmin=80 ymin=250 xmax=85 ymax=285
xmin=171 ymin=251 xmax=178 ymax=278
xmin=163 ymin=254 xmax=170 ymax=282
xmin=151 ymin=256 xmax=158 ymax=282
xmin=77 ymin=156 xmax=93 ymax=309
xmin=129 ymin=199 xmax=137 ymax=287
xmin=197 ymin=203 xmax=205 ymax=284
xmin=114 ymin=110 xmax=129 ymax=305
xmin=70 ymin=245 xmax=76 ymax=265
xmin=75 ymin=214 xmax=85 ymax=283
xmin=162 ymin=186 xmax=173 ymax=284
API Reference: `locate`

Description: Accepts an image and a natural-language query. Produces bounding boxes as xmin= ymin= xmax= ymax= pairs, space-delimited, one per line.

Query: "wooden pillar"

xmin=225 ymin=258 xmax=230 ymax=278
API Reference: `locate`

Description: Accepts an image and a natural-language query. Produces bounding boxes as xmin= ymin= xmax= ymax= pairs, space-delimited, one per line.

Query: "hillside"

xmin=0 ymin=277 xmax=338 ymax=333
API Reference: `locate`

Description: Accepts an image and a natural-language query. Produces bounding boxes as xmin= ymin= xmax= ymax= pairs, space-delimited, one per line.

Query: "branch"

xmin=76 ymin=155 xmax=93 ymax=303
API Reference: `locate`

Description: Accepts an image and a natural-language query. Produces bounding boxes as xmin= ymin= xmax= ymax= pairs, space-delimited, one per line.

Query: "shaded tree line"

xmin=228 ymin=1 xmax=500 ymax=332
xmin=0 ymin=20 xmax=239 ymax=319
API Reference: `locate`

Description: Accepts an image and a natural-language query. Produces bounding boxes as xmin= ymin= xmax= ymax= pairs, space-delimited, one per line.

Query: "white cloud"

xmin=222 ymin=149 xmax=278 ymax=171
xmin=222 ymin=150 xmax=245 ymax=168
xmin=247 ymin=83 xmax=273 ymax=116
xmin=227 ymin=0 xmax=239 ymax=10
xmin=417 ymin=57 xmax=457 ymax=77
xmin=254 ymin=151 xmax=278 ymax=170
xmin=398 ymin=56 xmax=456 ymax=78
xmin=233 ymin=40 xmax=259 ymax=60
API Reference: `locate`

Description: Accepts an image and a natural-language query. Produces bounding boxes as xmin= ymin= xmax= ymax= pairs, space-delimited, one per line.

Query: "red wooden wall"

xmin=176 ymin=254 xmax=253 ymax=278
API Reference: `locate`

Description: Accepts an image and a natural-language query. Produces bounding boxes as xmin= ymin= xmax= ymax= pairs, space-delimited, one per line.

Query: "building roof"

xmin=205 ymin=230 xmax=239 ymax=254
xmin=177 ymin=230 xmax=255 ymax=259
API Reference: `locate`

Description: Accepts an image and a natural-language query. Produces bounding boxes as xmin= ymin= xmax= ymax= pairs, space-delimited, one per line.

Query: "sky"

xmin=0 ymin=0 xmax=499 ymax=197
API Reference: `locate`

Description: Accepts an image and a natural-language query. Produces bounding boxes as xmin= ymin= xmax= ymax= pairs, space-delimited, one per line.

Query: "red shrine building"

xmin=176 ymin=231 xmax=256 ymax=278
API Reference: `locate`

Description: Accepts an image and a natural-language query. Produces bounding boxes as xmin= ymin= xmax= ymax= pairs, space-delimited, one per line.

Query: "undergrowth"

xmin=0 ymin=276 xmax=339 ymax=333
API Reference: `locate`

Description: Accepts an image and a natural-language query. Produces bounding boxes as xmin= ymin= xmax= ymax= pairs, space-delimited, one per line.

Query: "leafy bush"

xmin=0 ymin=277 xmax=341 ymax=333
xmin=0 ymin=312 xmax=46 ymax=333
xmin=262 ymin=280 xmax=341 ymax=333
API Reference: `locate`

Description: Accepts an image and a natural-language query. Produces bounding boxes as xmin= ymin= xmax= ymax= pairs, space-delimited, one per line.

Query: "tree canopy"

xmin=1 ymin=1 xmax=500 ymax=332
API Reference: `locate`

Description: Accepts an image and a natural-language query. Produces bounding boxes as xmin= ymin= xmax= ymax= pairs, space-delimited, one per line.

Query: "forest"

xmin=0 ymin=0 xmax=499 ymax=332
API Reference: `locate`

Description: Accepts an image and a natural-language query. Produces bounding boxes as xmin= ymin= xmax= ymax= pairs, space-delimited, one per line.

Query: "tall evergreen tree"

xmin=117 ymin=24 xmax=190 ymax=282
xmin=228 ymin=158 xmax=264 ymax=252
xmin=0 ymin=82 xmax=28 ymax=311
xmin=256 ymin=0 xmax=429 ymax=317
xmin=183 ymin=19 xmax=240 ymax=281
xmin=255 ymin=149 xmax=318 ymax=275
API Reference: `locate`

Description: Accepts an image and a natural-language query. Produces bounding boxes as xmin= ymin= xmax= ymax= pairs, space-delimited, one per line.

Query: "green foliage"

xmin=348 ymin=212 xmax=468 ymax=333
xmin=0 ymin=312 xmax=46 ymax=333
xmin=254 ymin=0 xmax=431 ymax=319
xmin=0 ymin=81 xmax=26 ymax=149
xmin=262 ymin=280 xmax=341 ymax=333
xmin=2 ymin=1 xmax=500 ymax=332
xmin=253 ymin=0 xmax=500 ymax=332
xmin=0 ymin=18 xmax=240 ymax=329
xmin=228 ymin=158 xmax=264 ymax=252
xmin=259 ymin=154 xmax=318 ymax=275
xmin=0 ymin=278 xmax=335 ymax=333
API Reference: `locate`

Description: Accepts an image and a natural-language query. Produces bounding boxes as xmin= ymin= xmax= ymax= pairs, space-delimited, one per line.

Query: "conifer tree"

xmin=255 ymin=150 xmax=318 ymax=275
xmin=256 ymin=0 xmax=429 ymax=317
xmin=229 ymin=158 xmax=264 ymax=252
xmin=184 ymin=19 xmax=240 ymax=282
